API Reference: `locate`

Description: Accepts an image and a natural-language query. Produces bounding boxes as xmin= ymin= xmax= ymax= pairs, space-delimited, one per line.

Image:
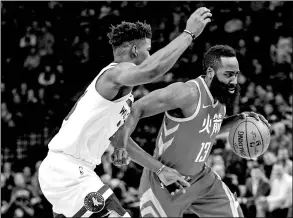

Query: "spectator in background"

xmin=258 ymin=161 xmax=292 ymax=218
xmin=1 ymin=102 xmax=15 ymax=128
xmin=271 ymin=36 xmax=292 ymax=65
xmin=22 ymin=166 xmax=32 ymax=186
xmin=263 ymin=103 xmax=276 ymax=122
xmin=211 ymin=154 xmax=225 ymax=167
xmin=19 ymin=83 xmax=28 ymax=100
xmin=19 ymin=27 xmax=37 ymax=49
xmin=240 ymin=163 xmax=270 ymax=218
xmin=277 ymin=147 xmax=292 ymax=176
xmin=1 ymin=173 xmax=12 ymax=206
xmin=37 ymin=88 xmax=46 ymax=104
xmin=38 ymin=26 xmax=55 ymax=56
xmin=38 ymin=65 xmax=56 ymax=88
xmin=23 ymin=48 xmax=41 ymax=71
xmin=26 ymin=89 xmax=38 ymax=109
xmin=1 ymin=173 xmax=35 ymax=218
xmin=2 ymin=162 xmax=14 ymax=190
xmin=262 ymin=151 xmax=277 ymax=179
xmin=270 ymin=122 xmax=291 ymax=153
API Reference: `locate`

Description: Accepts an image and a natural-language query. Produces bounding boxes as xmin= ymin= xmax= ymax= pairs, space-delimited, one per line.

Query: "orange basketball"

xmin=228 ymin=117 xmax=271 ymax=159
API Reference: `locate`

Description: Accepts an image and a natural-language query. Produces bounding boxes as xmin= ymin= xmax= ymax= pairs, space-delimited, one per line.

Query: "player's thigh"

xmin=40 ymin=157 xmax=128 ymax=217
xmin=38 ymin=154 xmax=83 ymax=207
xmin=139 ymin=169 xmax=181 ymax=217
xmin=188 ymin=174 xmax=244 ymax=217
xmin=54 ymin=174 xmax=130 ymax=217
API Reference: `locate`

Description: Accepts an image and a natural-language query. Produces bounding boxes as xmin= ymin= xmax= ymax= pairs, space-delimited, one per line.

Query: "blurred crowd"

xmin=1 ymin=1 xmax=292 ymax=218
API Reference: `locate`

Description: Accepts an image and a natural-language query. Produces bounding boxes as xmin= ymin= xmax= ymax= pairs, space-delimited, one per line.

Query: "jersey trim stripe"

xmin=221 ymin=182 xmax=239 ymax=217
xmin=72 ymin=185 xmax=113 ymax=217
xmin=91 ymin=63 xmax=133 ymax=104
xmin=140 ymin=188 xmax=167 ymax=217
xmin=199 ymin=76 xmax=218 ymax=108
xmin=165 ymin=80 xmax=201 ymax=122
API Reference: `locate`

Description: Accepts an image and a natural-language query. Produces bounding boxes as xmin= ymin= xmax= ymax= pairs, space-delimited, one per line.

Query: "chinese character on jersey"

xmin=199 ymin=114 xmax=212 ymax=134
xmin=210 ymin=114 xmax=223 ymax=137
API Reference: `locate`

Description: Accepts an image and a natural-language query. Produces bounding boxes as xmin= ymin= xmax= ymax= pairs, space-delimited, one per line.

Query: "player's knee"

xmin=86 ymin=184 xmax=130 ymax=217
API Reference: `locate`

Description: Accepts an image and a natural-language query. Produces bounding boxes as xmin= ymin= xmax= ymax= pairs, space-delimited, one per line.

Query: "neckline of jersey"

xmin=199 ymin=76 xmax=218 ymax=108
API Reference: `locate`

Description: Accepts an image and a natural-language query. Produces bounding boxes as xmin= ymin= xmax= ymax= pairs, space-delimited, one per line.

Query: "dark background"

xmin=1 ymin=1 xmax=292 ymax=218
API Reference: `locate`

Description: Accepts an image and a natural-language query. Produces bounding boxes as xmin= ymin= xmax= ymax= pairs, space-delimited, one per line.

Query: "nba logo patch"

xmin=84 ymin=192 xmax=105 ymax=213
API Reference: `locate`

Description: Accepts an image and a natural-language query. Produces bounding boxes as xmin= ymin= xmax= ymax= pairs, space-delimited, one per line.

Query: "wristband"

xmin=183 ymin=29 xmax=196 ymax=41
xmin=156 ymin=164 xmax=166 ymax=176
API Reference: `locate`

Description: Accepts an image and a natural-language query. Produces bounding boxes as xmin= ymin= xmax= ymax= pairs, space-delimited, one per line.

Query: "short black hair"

xmin=107 ymin=21 xmax=152 ymax=49
xmin=203 ymin=45 xmax=236 ymax=72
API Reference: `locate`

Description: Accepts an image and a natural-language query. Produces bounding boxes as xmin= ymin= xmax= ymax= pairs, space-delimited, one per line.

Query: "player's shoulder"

xmin=166 ymin=82 xmax=199 ymax=108
xmin=104 ymin=62 xmax=137 ymax=84
xmin=184 ymin=80 xmax=200 ymax=99
xmin=168 ymin=81 xmax=199 ymax=98
xmin=166 ymin=82 xmax=193 ymax=95
xmin=106 ymin=62 xmax=136 ymax=74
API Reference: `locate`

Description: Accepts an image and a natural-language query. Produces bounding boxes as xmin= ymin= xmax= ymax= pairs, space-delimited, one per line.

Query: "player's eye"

xmin=225 ymin=72 xmax=232 ymax=78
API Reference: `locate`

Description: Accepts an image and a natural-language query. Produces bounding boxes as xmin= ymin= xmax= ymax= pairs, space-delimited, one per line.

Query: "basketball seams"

xmin=246 ymin=120 xmax=265 ymax=155
xmin=232 ymin=121 xmax=244 ymax=154
xmin=231 ymin=118 xmax=268 ymax=159
xmin=245 ymin=118 xmax=252 ymax=159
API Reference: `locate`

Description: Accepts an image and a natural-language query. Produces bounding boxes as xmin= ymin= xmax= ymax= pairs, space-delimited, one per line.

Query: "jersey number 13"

xmin=195 ymin=142 xmax=212 ymax=162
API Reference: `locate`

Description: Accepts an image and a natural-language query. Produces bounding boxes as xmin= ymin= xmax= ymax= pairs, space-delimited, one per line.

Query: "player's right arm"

xmin=120 ymin=82 xmax=198 ymax=145
xmin=111 ymin=81 xmax=198 ymax=155
xmin=107 ymin=7 xmax=212 ymax=87
xmin=110 ymin=82 xmax=198 ymax=191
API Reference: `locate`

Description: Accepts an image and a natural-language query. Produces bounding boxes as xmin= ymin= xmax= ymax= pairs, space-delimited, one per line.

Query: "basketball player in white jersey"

xmin=38 ymin=7 xmax=212 ymax=218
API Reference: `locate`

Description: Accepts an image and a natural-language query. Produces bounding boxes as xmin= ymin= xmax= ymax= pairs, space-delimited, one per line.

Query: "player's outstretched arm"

xmin=110 ymin=82 xmax=198 ymax=191
xmin=110 ymin=82 xmax=196 ymax=149
xmin=121 ymin=82 xmax=196 ymax=146
xmin=108 ymin=7 xmax=212 ymax=87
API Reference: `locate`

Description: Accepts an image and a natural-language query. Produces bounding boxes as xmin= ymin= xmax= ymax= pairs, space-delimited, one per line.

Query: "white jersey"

xmin=48 ymin=63 xmax=134 ymax=166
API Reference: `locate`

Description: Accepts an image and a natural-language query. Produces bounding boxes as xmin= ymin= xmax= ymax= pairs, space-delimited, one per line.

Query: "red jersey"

xmin=153 ymin=76 xmax=226 ymax=176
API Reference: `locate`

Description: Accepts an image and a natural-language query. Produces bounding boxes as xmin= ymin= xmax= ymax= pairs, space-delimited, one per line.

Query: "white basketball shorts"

xmin=38 ymin=151 xmax=130 ymax=217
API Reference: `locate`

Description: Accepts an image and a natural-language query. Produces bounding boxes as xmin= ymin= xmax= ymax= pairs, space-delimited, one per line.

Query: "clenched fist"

xmin=110 ymin=148 xmax=131 ymax=167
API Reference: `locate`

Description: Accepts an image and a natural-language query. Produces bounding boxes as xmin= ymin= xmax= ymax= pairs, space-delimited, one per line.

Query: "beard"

xmin=209 ymin=75 xmax=241 ymax=113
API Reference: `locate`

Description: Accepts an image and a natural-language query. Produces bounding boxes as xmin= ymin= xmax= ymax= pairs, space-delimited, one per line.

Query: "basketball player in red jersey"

xmin=39 ymin=7 xmax=212 ymax=218
xmin=112 ymin=45 xmax=271 ymax=217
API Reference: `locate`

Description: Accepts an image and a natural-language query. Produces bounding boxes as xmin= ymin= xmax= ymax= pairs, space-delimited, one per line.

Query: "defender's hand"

xmin=186 ymin=7 xmax=212 ymax=38
xmin=239 ymin=111 xmax=271 ymax=129
xmin=111 ymin=148 xmax=131 ymax=167
xmin=158 ymin=166 xmax=190 ymax=195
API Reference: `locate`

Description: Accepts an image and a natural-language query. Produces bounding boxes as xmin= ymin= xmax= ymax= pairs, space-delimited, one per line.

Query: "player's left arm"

xmin=110 ymin=83 xmax=195 ymax=190
xmin=118 ymin=82 xmax=197 ymax=149
xmin=219 ymin=111 xmax=271 ymax=134
xmin=110 ymin=82 xmax=196 ymax=160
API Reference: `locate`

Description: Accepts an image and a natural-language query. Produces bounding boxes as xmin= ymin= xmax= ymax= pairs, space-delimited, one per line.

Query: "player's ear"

xmin=206 ymin=67 xmax=215 ymax=80
xmin=131 ymin=45 xmax=138 ymax=58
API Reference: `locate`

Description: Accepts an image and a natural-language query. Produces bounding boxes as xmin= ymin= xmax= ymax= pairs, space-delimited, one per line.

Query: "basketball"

xmin=228 ymin=117 xmax=271 ymax=159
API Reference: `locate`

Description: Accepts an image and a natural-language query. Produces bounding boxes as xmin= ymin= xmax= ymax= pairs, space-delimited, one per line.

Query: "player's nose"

xmin=230 ymin=75 xmax=237 ymax=85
